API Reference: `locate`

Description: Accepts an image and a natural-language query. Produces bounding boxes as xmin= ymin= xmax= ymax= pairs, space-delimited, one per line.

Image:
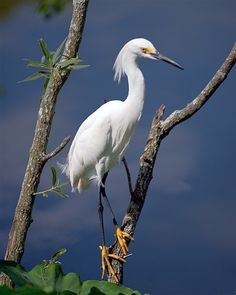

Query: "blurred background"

xmin=0 ymin=1 xmax=236 ymax=294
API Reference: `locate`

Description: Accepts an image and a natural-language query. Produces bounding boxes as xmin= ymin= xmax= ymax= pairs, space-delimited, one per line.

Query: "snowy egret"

xmin=61 ymin=38 xmax=183 ymax=282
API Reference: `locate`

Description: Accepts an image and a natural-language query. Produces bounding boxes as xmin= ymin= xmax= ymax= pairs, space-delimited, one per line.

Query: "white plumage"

xmin=62 ymin=38 xmax=183 ymax=192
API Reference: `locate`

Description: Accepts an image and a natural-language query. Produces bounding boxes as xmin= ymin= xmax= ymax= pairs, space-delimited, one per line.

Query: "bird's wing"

xmin=67 ymin=100 xmax=123 ymax=183
xmin=76 ymin=100 xmax=122 ymax=137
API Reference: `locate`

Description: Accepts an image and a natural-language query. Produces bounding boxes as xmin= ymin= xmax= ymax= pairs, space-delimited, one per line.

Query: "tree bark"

xmin=108 ymin=42 xmax=236 ymax=283
xmin=0 ymin=0 xmax=89 ymax=287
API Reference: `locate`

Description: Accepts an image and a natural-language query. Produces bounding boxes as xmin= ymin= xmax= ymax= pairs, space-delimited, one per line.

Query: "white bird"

xmin=62 ymin=38 xmax=183 ymax=282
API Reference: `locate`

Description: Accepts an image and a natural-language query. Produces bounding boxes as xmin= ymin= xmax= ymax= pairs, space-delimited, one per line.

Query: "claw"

xmin=100 ymin=245 xmax=126 ymax=283
xmin=115 ymin=226 xmax=134 ymax=255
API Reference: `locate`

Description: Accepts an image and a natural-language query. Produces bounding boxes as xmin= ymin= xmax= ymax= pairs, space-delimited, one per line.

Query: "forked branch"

xmin=108 ymin=42 xmax=236 ymax=283
xmin=43 ymin=136 xmax=70 ymax=162
xmin=162 ymin=42 xmax=236 ymax=135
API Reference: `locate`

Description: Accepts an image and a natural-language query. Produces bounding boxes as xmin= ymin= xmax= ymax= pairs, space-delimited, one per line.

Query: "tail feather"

xmin=57 ymin=160 xmax=69 ymax=178
xmin=58 ymin=159 xmax=94 ymax=193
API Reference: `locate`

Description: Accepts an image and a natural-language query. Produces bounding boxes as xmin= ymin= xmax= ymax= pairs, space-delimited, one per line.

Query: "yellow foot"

xmin=100 ymin=245 xmax=126 ymax=283
xmin=115 ymin=226 xmax=134 ymax=256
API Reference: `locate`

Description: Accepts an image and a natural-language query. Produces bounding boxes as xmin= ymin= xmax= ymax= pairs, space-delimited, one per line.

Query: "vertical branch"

xmin=108 ymin=105 xmax=165 ymax=283
xmin=0 ymin=0 xmax=89 ymax=287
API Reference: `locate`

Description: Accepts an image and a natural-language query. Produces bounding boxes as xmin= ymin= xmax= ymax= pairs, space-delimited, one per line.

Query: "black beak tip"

xmin=151 ymin=52 xmax=184 ymax=70
xmin=177 ymin=64 xmax=184 ymax=70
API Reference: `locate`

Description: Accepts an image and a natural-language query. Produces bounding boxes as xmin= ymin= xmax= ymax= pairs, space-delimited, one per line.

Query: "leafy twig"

xmin=19 ymin=38 xmax=88 ymax=84
xmin=34 ymin=167 xmax=69 ymax=198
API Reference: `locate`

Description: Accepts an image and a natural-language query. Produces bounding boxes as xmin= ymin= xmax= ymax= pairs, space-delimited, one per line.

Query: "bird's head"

xmin=114 ymin=38 xmax=183 ymax=82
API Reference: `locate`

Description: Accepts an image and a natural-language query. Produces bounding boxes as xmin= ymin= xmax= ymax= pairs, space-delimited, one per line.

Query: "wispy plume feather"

xmin=113 ymin=44 xmax=127 ymax=83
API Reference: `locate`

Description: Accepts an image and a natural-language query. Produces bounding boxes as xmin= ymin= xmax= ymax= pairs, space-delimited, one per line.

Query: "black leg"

xmin=99 ymin=174 xmax=128 ymax=283
xmin=98 ymin=187 xmax=106 ymax=246
xmin=100 ymin=172 xmax=118 ymax=227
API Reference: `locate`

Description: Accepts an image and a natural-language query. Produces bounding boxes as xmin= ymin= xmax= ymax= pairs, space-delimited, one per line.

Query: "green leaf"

xmin=26 ymin=249 xmax=82 ymax=294
xmin=0 ymin=285 xmax=55 ymax=295
xmin=38 ymin=0 xmax=70 ymax=18
xmin=80 ymin=280 xmax=142 ymax=295
xmin=41 ymin=263 xmax=63 ymax=293
xmin=0 ymin=260 xmax=29 ymax=287
xmin=52 ymin=37 xmax=67 ymax=65
xmin=52 ymin=188 xmax=69 ymax=198
xmin=69 ymin=64 xmax=90 ymax=70
xmin=50 ymin=166 xmax=57 ymax=186
xmin=52 ymin=189 xmax=68 ymax=198
xmin=0 ymin=252 xmax=146 ymax=295
xmin=25 ymin=59 xmax=50 ymax=69
xmin=58 ymin=57 xmax=80 ymax=69
xmin=39 ymin=38 xmax=51 ymax=61
xmin=0 ymin=286 xmax=14 ymax=295
xmin=18 ymin=72 xmax=49 ymax=83
xmin=50 ymin=248 xmax=67 ymax=263
xmin=59 ymin=272 xmax=82 ymax=294
xmin=27 ymin=261 xmax=64 ymax=293
xmin=26 ymin=260 xmax=48 ymax=289
xmin=58 ymin=57 xmax=89 ymax=71
xmin=54 ymin=182 xmax=69 ymax=189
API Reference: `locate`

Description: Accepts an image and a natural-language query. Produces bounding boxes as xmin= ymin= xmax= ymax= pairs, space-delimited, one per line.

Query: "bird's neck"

xmin=124 ymin=57 xmax=145 ymax=118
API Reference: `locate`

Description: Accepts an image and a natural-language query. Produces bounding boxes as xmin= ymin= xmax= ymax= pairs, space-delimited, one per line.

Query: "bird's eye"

xmin=141 ymin=48 xmax=147 ymax=54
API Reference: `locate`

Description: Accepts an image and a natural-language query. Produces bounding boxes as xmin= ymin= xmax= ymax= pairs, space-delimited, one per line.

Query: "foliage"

xmin=0 ymin=249 xmax=148 ymax=295
xmin=38 ymin=0 xmax=70 ymax=18
xmin=34 ymin=166 xmax=68 ymax=198
xmin=19 ymin=37 xmax=88 ymax=94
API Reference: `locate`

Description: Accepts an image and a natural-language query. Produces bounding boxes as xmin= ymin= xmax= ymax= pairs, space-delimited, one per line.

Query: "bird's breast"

xmin=110 ymin=113 xmax=138 ymax=160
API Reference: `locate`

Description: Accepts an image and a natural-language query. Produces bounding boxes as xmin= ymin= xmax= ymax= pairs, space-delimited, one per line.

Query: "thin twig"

xmin=43 ymin=136 xmax=70 ymax=162
xmin=122 ymin=157 xmax=133 ymax=197
xmin=33 ymin=182 xmax=69 ymax=197
xmin=162 ymin=42 xmax=236 ymax=135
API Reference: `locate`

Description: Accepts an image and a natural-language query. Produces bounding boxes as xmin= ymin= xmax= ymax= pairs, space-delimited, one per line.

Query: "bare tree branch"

xmin=0 ymin=0 xmax=89 ymax=287
xmin=108 ymin=42 xmax=236 ymax=283
xmin=43 ymin=136 xmax=70 ymax=162
xmin=162 ymin=42 xmax=236 ymax=136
